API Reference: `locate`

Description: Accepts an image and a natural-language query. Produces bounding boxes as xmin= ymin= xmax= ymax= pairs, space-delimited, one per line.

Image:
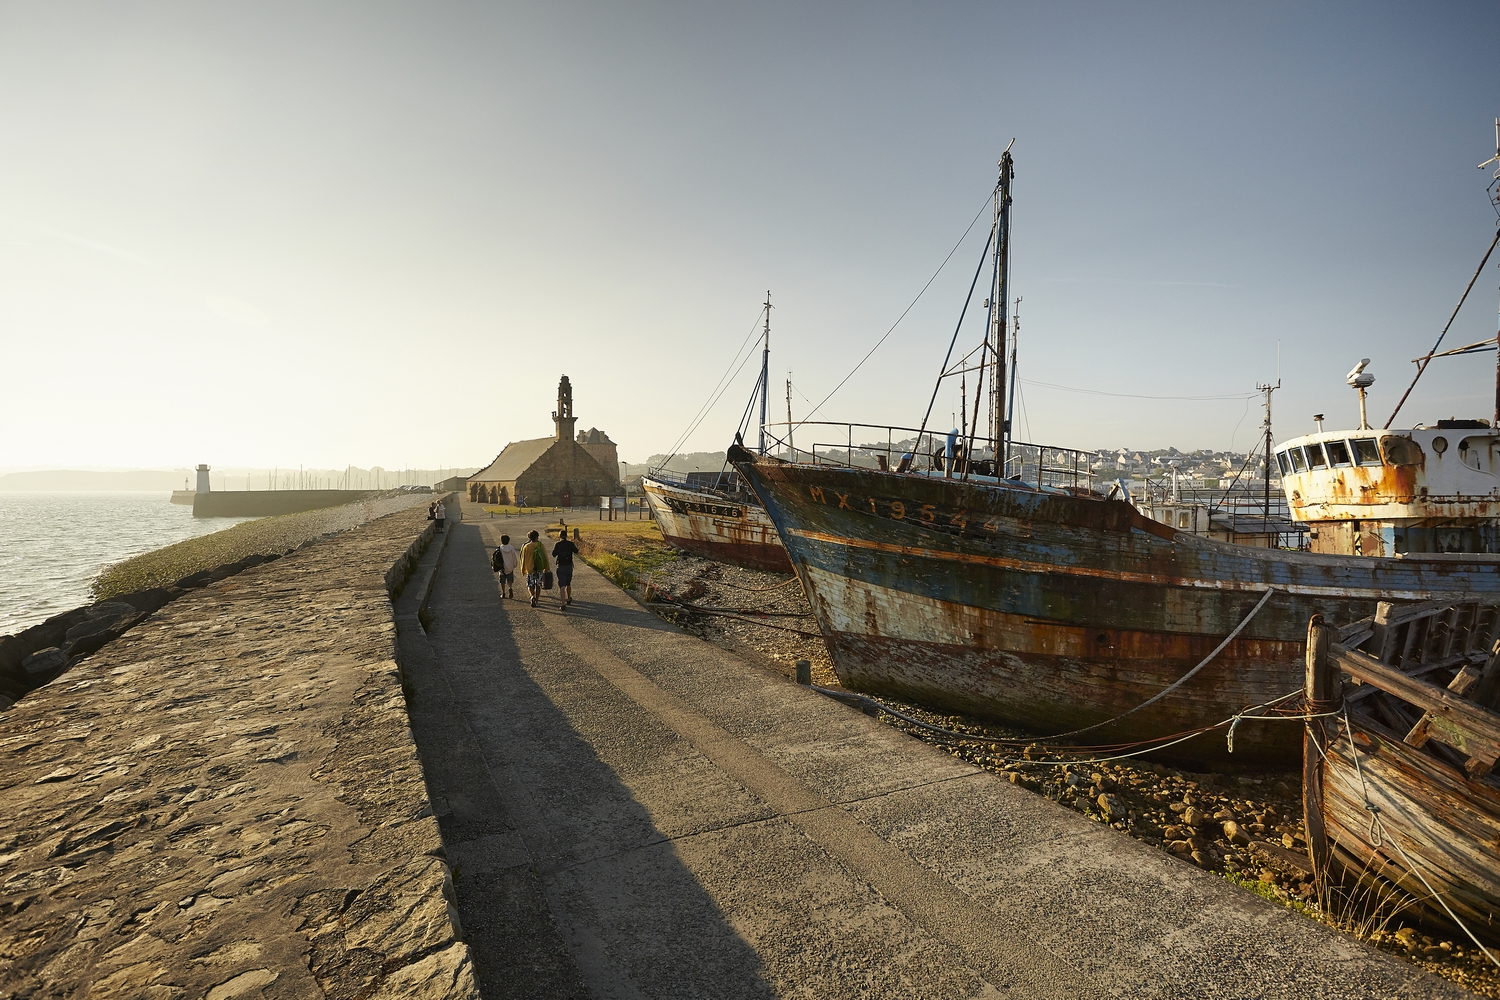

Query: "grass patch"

xmin=568 ymin=520 xmax=677 ymax=590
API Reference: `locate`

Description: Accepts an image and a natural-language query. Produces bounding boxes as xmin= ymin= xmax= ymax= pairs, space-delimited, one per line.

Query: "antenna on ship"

xmin=1347 ymin=359 xmax=1375 ymax=429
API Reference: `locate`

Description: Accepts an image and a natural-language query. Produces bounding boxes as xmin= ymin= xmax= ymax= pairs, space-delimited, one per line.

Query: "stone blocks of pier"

xmin=0 ymin=507 xmax=476 ymax=998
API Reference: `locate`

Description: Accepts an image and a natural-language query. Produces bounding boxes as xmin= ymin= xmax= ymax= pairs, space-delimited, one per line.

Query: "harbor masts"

xmin=988 ymin=146 xmax=1015 ymax=463
xmin=758 ymin=291 xmax=771 ymax=455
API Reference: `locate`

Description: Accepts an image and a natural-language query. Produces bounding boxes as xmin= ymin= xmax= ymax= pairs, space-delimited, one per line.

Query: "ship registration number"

xmin=804 ymin=485 xmax=1001 ymax=535
xmin=664 ymin=496 xmax=743 ymax=519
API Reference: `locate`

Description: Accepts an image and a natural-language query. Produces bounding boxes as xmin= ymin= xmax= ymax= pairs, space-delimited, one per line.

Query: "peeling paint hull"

xmin=732 ymin=457 xmax=1500 ymax=766
xmin=641 ymin=476 xmax=793 ymax=574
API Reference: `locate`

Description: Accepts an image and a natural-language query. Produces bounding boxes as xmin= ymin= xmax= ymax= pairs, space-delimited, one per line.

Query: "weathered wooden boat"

xmin=1302 ymin=602 xmax=1500 ymax=941
xmin=640 ymin=472 xmax=792 ymax=573
xmin=728 ymin=141 xmax=1500 ymax=766
xmin=730 ymin=437 xmax=1500 ymax=765
xmin=644 ymin=292 xmax=795 ymax=574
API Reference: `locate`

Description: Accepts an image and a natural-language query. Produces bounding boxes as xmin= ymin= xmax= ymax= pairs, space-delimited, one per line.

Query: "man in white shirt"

xmin=492 ymin=534 xmax=520 ymax=599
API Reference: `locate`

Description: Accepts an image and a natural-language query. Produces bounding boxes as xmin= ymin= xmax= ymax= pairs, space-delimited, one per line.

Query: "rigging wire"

xmin=792 ymin=184 xmax=998 ymax=430
xmin=654 ymin=304 xmax=768 ymax=471
xmin=1020 ymin=379 xmax=1258 ymax=402
xmin=1385 ymin=227 xmax=1500 ymax=429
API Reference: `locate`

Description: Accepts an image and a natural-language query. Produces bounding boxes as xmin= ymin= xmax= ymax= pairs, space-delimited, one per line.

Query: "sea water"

xmin=0 ymin=493 xmax=256 ymax=636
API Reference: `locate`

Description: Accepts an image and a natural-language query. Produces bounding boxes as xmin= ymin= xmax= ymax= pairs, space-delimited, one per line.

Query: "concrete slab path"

xmin=398 ymin=503 xmax=1461 ymax=999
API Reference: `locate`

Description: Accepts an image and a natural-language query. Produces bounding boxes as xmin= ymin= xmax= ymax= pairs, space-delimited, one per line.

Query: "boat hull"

xmin=731 ymin=456 xmax=1500 ymax=765
xmin=641 ymin=476 xmax=793 ymax=574
xmin=1321 ymin=716 xmax=1500 ymax=940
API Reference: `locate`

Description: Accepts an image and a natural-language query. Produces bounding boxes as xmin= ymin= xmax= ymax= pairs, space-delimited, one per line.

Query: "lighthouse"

xmin=196 ymin=464 xmax=211 ymax=494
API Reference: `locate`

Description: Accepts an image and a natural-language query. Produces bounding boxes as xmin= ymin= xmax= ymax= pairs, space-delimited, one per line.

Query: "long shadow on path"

xmin=404 ymin=520 xmax=777 ymax=1000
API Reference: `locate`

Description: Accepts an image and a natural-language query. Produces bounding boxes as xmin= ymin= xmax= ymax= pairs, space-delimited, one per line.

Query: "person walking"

xmin=435 ymin=499 xmax=446 ymax=534
xmin=492 ymin=533 xmax=519 ymax=598
xmin=519 ymin=529 xmax=549 ymax=607
xmin=552 ymin=527 xmax=579 ymax=609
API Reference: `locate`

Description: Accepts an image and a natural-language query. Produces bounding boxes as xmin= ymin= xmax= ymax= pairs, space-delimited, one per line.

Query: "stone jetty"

xmin=0 ymin=505 xmax=475 ymax=998
xmin=0 ymin=495 xmax=1475 ymax=998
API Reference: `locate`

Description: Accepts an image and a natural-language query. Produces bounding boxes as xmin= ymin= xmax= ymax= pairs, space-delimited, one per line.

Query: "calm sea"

xmin=0 ymin=493 xmax=256 ymax=636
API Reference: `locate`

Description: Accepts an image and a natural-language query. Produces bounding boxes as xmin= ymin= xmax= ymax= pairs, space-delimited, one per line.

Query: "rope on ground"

xmin=648 ymin=590 xmax=824 ymax=638
xmin=1340 ymin=705 xmax=1500 ymax=970
xmin=715 ymin=575 xmax=802 ymax=593
xmin=813 ymin=684 xmax=1342 ymax=767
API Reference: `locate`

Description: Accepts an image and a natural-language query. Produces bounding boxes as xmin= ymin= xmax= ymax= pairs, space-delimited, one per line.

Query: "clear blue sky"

xmin=2 ymin=2 xmax=1497 ymax=470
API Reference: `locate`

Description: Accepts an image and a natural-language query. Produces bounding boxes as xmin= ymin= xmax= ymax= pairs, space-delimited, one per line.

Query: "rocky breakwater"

xmin=0 ymin=505 xmax=477 ymax=998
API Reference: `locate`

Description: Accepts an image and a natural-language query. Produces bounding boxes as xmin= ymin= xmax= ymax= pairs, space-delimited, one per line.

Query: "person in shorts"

xmin=493 ymin=533 xmax=519 ymax=598
xmin=552 ymin=527 xmax=579 ymax=609
xmin=519 ymin=530 xmax=548 ymax=607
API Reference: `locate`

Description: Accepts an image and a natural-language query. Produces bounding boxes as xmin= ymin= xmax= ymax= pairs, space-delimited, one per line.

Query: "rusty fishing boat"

xmin=1303 ymin=602 xmax=1500 ymax=942
xmin=643 ymin=292 xmax=794 ymax=573
xmin=730 ymin=143 xmax=1500 ymax=766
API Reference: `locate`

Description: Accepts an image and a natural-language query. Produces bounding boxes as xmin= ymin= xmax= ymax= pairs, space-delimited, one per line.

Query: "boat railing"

xmin=759 ymin=421 xmax=1096 ymax=492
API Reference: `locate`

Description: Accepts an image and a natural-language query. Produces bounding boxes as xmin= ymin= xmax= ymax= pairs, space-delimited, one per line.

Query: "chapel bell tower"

xmin=552 ymin=375 xmax=577 ymax=442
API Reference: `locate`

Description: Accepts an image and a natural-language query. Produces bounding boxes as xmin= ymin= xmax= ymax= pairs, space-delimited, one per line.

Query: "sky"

xmin=1 ymin=1 xmax=1498 ymax=472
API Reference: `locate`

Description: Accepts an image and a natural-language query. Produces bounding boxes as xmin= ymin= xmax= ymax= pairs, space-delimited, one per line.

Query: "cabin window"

xmin=1289 ymin=448 xmax=1308 ymax=473
xmin=1177 ymin=511 xmax=1191 ymax=529
xmin=1381 ymin=436 xmax=1422 ymax=467
xmin=1275 ymin=451 xmax=1292 ymax=475
xmin=1305 ymin=443 xmax=1328 ymax=469
xmin=1351 ymin=438 xmax=1382 ymax=466
xmin=1325 ymin=440 xmax=1352 ymax=467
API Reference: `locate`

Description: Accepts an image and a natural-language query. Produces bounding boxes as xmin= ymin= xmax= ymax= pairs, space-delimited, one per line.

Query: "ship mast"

xmin=1256 ymin=379 xmax=1280 ymax=535
xmin=989 ymin=145 xmax=1015 ymax=463
xmin=757 ymin=291 xmax=771 ymax=455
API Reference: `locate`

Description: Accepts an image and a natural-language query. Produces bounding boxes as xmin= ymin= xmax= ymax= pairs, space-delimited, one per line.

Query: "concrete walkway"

xmin=397 ymin=503 xmax=1461 ymax=999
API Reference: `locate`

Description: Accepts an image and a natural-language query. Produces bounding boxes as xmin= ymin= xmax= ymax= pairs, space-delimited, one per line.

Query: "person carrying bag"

xmin=519 ymin=530 xmax=550 ymax=607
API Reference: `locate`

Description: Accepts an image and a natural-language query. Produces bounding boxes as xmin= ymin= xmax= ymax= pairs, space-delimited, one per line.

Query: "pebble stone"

xmin=0 ymin=505 xmax=476 ymax=999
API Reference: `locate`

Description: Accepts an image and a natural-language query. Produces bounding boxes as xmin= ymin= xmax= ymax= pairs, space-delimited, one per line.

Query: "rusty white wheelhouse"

xmin=1276 ymin=359 xmax=1500 ymax=556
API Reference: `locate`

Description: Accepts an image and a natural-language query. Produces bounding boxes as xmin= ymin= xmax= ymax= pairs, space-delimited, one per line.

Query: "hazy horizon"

xmin=3 ymin=2 xmax=1498 ymax=472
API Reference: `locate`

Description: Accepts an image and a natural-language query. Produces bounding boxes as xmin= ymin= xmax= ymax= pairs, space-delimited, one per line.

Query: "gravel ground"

xmin=623 ymin=534 xmax=1500 ymax=997
xmin=93 ymin=492 xmax=440 ymax=599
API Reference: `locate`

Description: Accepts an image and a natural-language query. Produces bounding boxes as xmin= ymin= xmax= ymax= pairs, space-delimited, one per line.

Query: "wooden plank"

xmin=1438 ymin=606 xmax=1461 ymax=660
xmin=1330 ymin=643 xmax=1500 ymax=764
xmin=1404 ymin=664 xmax=1481 ymax=748
xmin=1373 ymin=602 xmax=1398 ymax=664
xmin=1336 ymin=616 xmax=1375 ymax=646
xmin=1302 ymin=615 xmax=1336 ymax=882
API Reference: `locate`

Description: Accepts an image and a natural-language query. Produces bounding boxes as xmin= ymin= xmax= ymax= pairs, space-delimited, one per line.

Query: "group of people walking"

xmin=427 ymin=500 xmax=447 ymax=533
xmin=491 ymin=527 xmax=578 ymax=609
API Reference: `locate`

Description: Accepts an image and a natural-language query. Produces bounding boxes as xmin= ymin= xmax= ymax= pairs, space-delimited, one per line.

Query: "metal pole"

xmin=758 ymin=291 xmax=771 ymax=455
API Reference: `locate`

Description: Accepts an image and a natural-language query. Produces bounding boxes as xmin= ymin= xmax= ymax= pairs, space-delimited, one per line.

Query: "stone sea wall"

xmin=0 ymin=505 xmax=477 ymax=998
xmin=0 ymin=494 xmax=444 ymax=709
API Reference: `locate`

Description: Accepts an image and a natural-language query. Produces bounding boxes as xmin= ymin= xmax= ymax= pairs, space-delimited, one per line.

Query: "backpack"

xmin=490 ymin=547 xmax=503 ymax=571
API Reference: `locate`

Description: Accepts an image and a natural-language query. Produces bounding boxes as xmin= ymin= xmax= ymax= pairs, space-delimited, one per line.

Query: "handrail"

xmin=758 ymin=420 xmax=1096 ymax=492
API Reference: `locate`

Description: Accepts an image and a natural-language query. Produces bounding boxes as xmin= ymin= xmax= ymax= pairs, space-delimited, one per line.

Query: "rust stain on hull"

xmin=642 ymin=477 xmax=793 ymax=573
xmin=732 ymin=455 xmax=1500 ymax=766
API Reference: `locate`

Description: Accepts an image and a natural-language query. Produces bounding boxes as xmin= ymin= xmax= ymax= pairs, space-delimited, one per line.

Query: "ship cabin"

xmin=1274 ymin=419 xmax=1500 ymax=556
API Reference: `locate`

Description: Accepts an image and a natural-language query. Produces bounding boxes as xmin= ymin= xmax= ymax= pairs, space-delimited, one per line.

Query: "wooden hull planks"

xmin=641 ymin=476 xmax=793 ymax=574
xmin=731 ymin=454 xmax=1500 ymax=766
xmin=1320 ymin=715 xmax=1500 ymax=940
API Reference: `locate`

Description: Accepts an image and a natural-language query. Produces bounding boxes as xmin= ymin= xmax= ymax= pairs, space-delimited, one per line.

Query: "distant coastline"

xmin=0 ymin=471 xmax=190 ymax=491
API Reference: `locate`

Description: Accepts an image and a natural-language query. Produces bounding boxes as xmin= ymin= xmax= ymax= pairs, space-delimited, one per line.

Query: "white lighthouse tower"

xmin=196 ymin=464 xmax=211 ymax=494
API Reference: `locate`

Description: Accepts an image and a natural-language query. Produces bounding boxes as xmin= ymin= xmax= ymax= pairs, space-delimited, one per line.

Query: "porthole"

xmin=1432 ymin=436 xmax=1448 ymax=455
